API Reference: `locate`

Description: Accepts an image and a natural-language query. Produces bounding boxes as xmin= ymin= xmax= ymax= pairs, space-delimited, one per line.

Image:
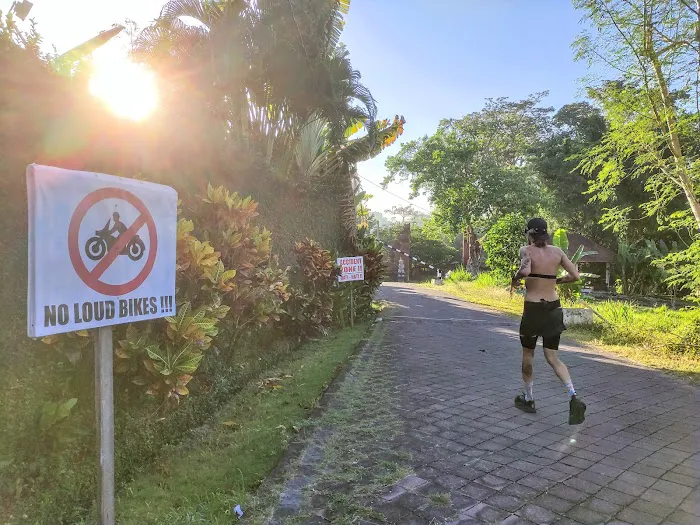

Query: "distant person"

xmin=510 ymin=218 xmax=586 ymax=425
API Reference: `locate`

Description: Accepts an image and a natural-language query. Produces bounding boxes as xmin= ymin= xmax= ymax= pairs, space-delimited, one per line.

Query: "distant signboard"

xmin=27 ymin=164 xmax=177 ymax=337
xmin=337 ymin=256 xmax=364 ymax=283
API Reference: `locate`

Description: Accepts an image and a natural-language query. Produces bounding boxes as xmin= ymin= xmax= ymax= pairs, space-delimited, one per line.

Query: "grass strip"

xmin=111 ymin=323 xmax=370 ymax=525
xmin=259 ymin=322 xmax=411 ymax=525
xmin=420 ymin=282 xmax=700 ymax=380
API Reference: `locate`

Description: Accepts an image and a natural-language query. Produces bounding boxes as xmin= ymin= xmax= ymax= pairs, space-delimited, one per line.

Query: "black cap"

xmin=526 ymin=217 xmax=548 ymax=234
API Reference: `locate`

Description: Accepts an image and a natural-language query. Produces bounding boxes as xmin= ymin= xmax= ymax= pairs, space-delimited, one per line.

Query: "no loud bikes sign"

xmin=27 ymin=165 xmax=177 ymax=337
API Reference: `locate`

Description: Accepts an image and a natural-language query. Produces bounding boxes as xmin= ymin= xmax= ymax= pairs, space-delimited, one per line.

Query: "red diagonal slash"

xmin=90 ymin=214 xmax=148 ymax=280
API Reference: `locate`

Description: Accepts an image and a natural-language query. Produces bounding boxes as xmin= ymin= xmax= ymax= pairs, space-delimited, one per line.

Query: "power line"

xmin=357 ymin=174 xmax=433 ymax=215
xmin=358 ymin=174 xmax=453 ymax=227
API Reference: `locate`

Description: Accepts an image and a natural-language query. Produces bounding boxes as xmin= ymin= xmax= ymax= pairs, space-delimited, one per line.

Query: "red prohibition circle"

xmin=68 ymin=187 xmax=158 ymax=296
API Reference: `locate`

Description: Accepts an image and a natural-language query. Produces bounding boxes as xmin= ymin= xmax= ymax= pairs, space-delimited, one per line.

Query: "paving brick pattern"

xmin=372 ymin=283 xmax=699 ymax=525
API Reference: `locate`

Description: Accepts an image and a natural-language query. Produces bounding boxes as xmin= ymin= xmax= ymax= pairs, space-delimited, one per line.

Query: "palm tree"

xmin=53 ymin=25 xmax=125 ymax=73
xmin=132 ymin=0 xmax=374 ymax=157
xmin=133 ymin=0 xmax=398 ymax=247
xmin=293 ymin=115 xmax=406 ymax=248
xmin=132 ymin=0 xmax=253 ymax=148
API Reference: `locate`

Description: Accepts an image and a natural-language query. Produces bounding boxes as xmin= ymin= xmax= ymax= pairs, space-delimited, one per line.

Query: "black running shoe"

xmin=515 ymin=393 xmax=536 ymax=413
xmin=569 ymin=395 xmax=586 ymax=425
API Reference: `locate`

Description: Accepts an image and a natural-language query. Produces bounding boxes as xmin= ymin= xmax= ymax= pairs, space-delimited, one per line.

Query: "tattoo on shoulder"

xmin=521 ymin=247 xmax=531 ymax=263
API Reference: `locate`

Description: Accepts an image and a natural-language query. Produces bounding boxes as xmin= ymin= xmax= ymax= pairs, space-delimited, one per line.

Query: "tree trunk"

xmin=340 ymin=163 xmax=358 ymax=251
xmin=645 ymin=19 xmax=700 ymax=230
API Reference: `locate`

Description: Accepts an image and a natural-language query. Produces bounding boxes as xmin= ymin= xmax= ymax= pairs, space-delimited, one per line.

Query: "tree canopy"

xmin=384 ymin=93 xmax=551 ymax=234
xmin=573 ymin=0 xmax=700 ymax=292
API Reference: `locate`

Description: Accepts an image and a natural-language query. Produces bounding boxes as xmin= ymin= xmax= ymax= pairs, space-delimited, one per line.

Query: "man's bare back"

xmin=520 ymin=245 xmax=578 ymax=302
xmin=512 ymin=244 xmax=580 ymax=302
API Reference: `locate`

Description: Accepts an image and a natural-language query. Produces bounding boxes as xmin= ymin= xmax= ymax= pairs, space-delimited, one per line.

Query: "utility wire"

xmin=358 ymin=174 xmax=455 ymax=230
xmin=357 ymin=174 xmax=432 ymax=215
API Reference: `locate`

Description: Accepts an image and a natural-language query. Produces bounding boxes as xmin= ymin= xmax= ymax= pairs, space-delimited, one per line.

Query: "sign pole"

xmin=95 ymin=326 xmax=115 ymax=525
xmin=336 ymin=256 xmax=363 ymax=328
xmin=350 ymin=287 xmax=355 ymax=328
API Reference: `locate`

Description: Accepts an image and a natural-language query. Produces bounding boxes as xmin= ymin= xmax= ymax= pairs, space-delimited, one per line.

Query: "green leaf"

xmin=552 ymin=229 xmax=568 ymax=252
xmin=146 ymin=345 xmax=165 ymax=363
xmin=571 ymin=245 xmax=584 ymax=264
xmin=55 ymin=398 xmax=78 ymax=422
xmin=39 ymin=402 xmax=58 ymax=431
xmin=175 ymin=352 xmax=203 ymax=374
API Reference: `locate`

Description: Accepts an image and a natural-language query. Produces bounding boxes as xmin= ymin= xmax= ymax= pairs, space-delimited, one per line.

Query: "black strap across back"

xmin=528 ymin=273 xmax=557 ymax=280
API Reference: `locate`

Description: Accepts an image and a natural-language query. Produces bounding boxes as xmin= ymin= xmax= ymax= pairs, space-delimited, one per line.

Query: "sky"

xmin=4 ymin=0 xmax=597 ymax=220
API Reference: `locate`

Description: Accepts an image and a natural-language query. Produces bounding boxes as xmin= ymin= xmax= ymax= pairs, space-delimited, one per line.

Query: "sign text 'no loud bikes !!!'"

xmin=27 ymin=165 xmax=178 ymax=337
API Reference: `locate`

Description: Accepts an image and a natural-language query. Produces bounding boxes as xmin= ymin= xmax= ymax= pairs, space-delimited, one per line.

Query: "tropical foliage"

xmin=1 ymin=3 xmax=394 ymax=522
xmin=551 ymin=228 xmax=598 ymax=301
xmin=573 ymin=0 xmax=700 ymax=295
xmin=384 ymin=94 xmax=550 ymax=234
xmin=481 ymin=213 xmax=528 ymax=282
xmin=285 ymin=238 xmax=339 ymax=338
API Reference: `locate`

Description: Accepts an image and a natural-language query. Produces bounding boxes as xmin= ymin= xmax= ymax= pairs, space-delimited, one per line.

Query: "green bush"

xmin=446 ymin=265 xmax=473 ymax=283
xmin=474 ymin=272 xmax=507 ymax=287
xmin=352 ymin=228 xmax=388 ymax=319
xmin=5 ymin=184 xmax=383 ymax=524
xmin=196 ymin=184 xmax=290 ymax=343
xmin=591 ymin=301 xmax=700 ymax=356
xmin=284 ymin=238 xmax=339 ymax=338
xmin=43 ymin=185 xmax=280 ymax=402
xmin=482 ymin=213 xmax=527 ymax=281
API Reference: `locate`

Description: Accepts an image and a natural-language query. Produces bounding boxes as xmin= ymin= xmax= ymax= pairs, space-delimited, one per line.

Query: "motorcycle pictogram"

xmin=84 ymin=212 xmax=146 ymax=262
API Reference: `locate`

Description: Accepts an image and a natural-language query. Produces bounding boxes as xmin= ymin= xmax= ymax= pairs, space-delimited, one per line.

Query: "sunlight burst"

xmin=89 ymin=57 xmax=158 ymax=121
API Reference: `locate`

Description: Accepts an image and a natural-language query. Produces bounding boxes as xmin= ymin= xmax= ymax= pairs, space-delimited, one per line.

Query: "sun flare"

xmin=89 ymin=57 xmax=158 ymax=121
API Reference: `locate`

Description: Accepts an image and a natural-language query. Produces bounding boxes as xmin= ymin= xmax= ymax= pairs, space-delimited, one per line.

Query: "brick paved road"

xmin=375 ymin=283 xmax=699 ymax=525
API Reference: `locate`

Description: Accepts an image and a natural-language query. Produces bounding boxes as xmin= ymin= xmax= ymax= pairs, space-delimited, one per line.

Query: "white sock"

xmin=524 ymin=381 xmax=534 ymax=401
xmin=565 ymin=382 xmax=576 ymax=397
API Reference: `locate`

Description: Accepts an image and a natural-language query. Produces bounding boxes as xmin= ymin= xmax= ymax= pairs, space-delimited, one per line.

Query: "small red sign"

xmin=68 ymin=188 xmax=158 ymax=296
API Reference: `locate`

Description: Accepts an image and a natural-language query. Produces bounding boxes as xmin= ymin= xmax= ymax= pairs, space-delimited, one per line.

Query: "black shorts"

xmin=519 ymin=299 xmax=566 ymax=350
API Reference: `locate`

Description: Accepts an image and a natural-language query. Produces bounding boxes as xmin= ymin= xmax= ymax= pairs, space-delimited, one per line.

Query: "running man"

xmin=510 ymin=218 xmax=587 ymax=425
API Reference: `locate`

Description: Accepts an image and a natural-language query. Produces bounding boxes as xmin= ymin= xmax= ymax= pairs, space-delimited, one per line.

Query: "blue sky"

xmin=341 ymin=1 xmax=596 ymax=216
xmin=4 ymin=0 xmax=596 ymax=217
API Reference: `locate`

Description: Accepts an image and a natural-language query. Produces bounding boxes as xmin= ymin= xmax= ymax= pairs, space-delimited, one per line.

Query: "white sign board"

xmin=337 ymin=256 xmax=365 ymax=283
xmin=27 ymin=164 xmax=178 ymax=337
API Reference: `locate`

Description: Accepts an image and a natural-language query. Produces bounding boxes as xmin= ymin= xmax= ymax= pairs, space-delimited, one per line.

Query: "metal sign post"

xmin=95 ymin=326 xmax=115 ymax=525
xmin=27 ymin=165 xmax=178 ymax=524
xmin=337 ymin=256 xmax=364 ymax=328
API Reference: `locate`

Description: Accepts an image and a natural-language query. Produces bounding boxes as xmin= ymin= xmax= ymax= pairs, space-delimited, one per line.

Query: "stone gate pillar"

xmin=387 ymin=223 xmax=411 ymax=282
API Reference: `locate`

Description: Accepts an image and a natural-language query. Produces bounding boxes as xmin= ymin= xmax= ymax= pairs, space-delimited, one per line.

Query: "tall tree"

xmin=574 ymin=0 xmax=700 ymax=232
xmin=384 ymin=93 xmax=552 ymax=235
xmin=132 ymin=0 xmax=399 ymax=249
xmin=531 ymin=102 xmax=648 ymax=244
xmin=132 ymin=0 xmax=377 ymax=171
xmin=385 ymin=204 xmax=416 ymax=224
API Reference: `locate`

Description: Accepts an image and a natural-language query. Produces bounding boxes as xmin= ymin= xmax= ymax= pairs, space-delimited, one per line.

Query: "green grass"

xmin=445 ymin=265 xmax=473 ymax=283
xmin=253 ymin=322 xmax=412 ymax=525
xmin=429 ymin=493 xmax=451 ymax=507
xmin=106 ymin=323 xmax=370 ymax=525
xmin=421 ymin=281 xmax=700 ymax=380
xmin=423 ymin=280 xmax=524 ymax=316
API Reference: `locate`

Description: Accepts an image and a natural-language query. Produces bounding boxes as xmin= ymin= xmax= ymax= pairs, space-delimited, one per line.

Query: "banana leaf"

xmin=552 ymin=229 xmax=568 ymax=252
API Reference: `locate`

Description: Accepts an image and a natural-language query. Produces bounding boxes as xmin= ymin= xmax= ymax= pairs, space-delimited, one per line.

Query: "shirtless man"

xmin=510 ymin=218 xmax=587 ymax=425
